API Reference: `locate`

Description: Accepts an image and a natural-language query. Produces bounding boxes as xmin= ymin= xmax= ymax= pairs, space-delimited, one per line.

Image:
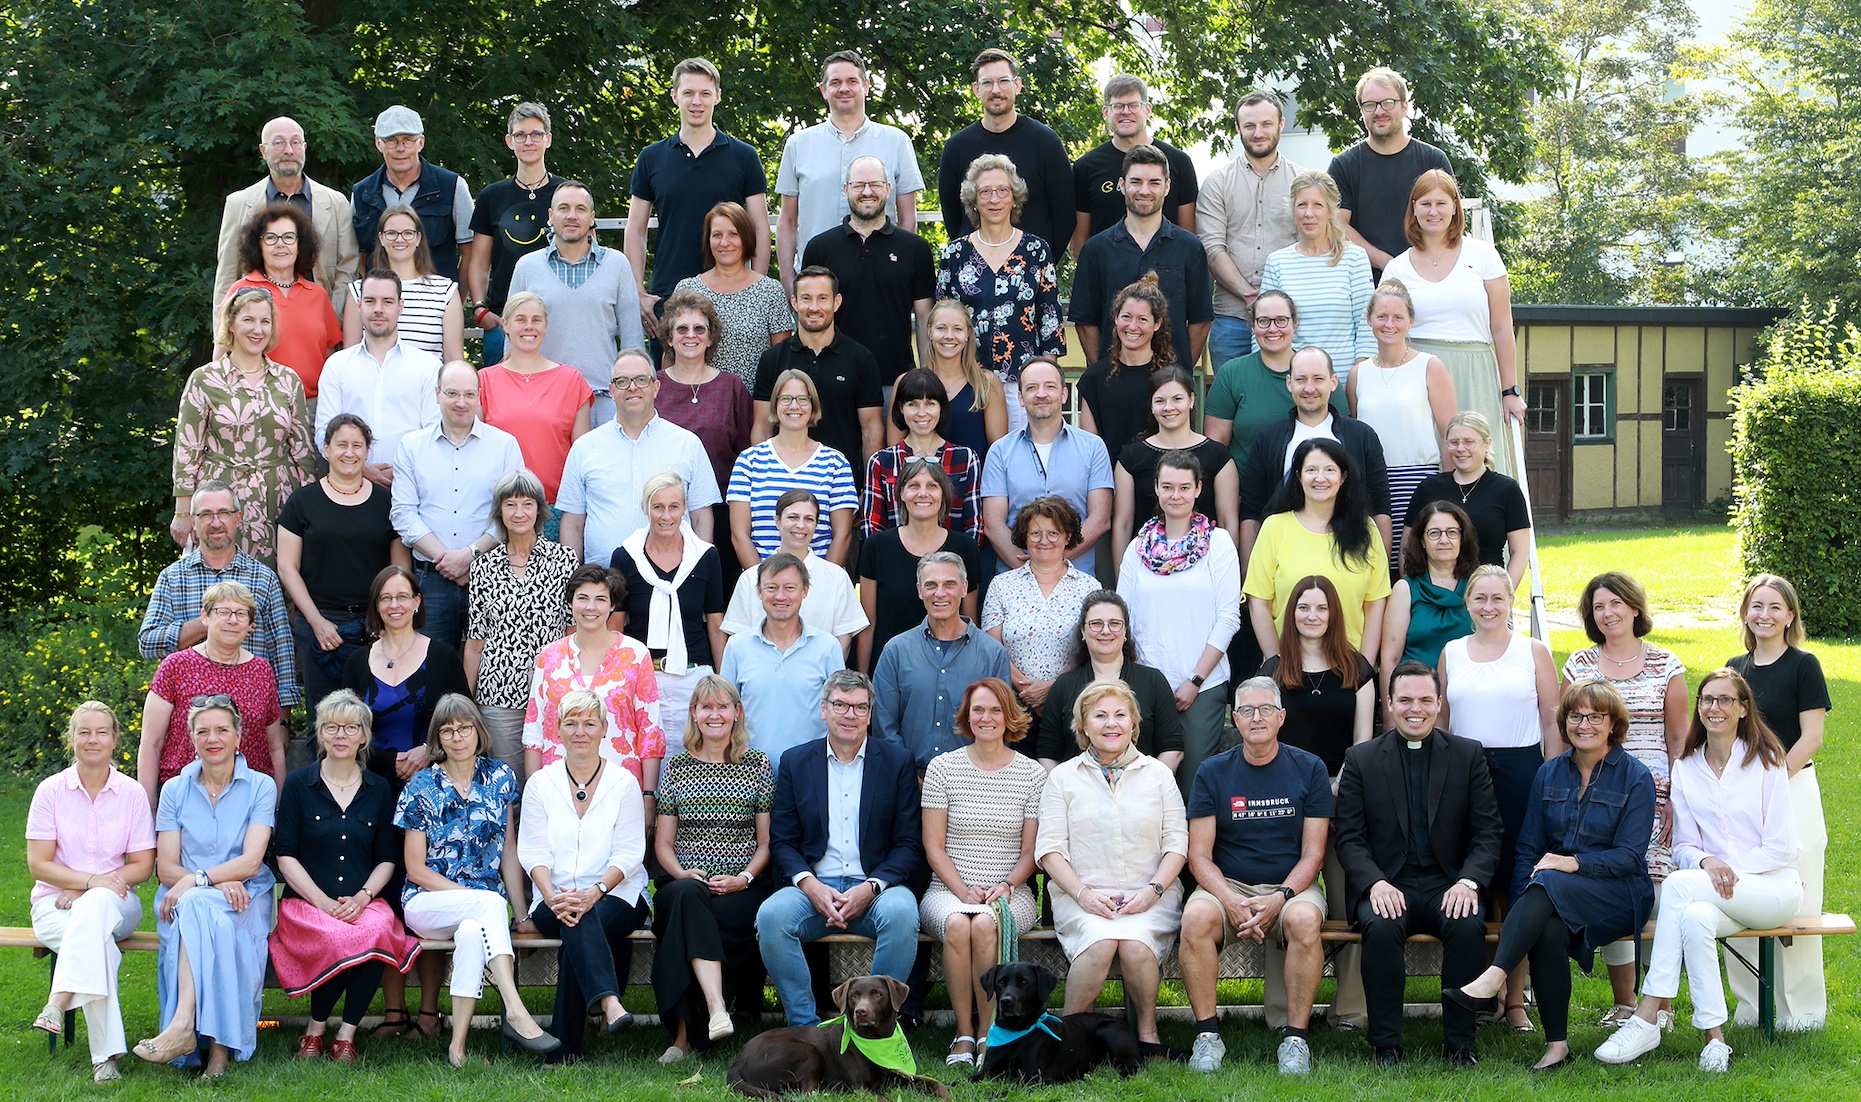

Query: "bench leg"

xmin=1758 ymin=936 xmax=1777 ymax=1043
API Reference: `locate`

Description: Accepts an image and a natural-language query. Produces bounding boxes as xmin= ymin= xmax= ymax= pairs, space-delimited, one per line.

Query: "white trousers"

xmin=403 ymin=889 xmax=514 ymax=999
xmin=32 ymin=889 xmax=142 ymax=1063
xmin=1642 ymin=866 xmax=1803 ymax=1030
xmin=1727 ymin=764 xmax=1827 ymax=1029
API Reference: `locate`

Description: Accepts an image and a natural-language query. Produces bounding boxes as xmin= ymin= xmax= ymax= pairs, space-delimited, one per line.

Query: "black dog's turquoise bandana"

xmin=985 ymin=1011 xmax=1064 ymax=1049
xmin=819 ymin=1016 xmax=917 ymax=1074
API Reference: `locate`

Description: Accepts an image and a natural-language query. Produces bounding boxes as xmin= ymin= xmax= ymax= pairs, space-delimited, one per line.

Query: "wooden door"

xmin=1523 ymin=379 xmax=1566 ymax=520
xmin=1662 ymin=376 xmax=1705 ymax=516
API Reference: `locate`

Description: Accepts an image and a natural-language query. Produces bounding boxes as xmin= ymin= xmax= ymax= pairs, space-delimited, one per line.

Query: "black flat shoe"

xmin=1532 ymin=1053 xmax=1573 ymax=1072
xmin=370 ymin=1011 xmax=413 ymax=1038
xmin=1444 ymin=986 xmax=1499 ymax=1016
xmin=1373 ymin=1047 xmax=1402 ymax=1066
xmin=1445 ymin=1047 xmax=1480 ymax=1068
xmin=502 ymin=1020 xmax=563 ymax=1054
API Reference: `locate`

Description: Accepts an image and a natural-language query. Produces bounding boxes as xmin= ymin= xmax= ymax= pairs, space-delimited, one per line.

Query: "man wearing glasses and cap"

xmin=351 ymin=104 xmax=476 ymax=280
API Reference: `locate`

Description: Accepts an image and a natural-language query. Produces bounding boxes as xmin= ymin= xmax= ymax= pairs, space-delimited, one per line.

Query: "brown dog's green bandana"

xmin=818 ymin=1016 xmax=917 ymax=1074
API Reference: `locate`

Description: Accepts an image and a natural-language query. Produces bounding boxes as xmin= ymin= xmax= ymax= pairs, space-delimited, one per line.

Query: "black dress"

xmin=857 ymin=527 xmax=981 ymax=672
xmin=1258 ymin=653 xmax=1377 ymax=776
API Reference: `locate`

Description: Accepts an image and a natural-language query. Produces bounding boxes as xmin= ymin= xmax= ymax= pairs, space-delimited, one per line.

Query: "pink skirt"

xmin=269 ymin=897 xmax=422 ymax=997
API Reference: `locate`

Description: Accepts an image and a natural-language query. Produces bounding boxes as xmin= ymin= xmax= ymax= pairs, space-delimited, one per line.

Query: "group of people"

xmin=25 ymin=44 xmax=1820 ymax=1085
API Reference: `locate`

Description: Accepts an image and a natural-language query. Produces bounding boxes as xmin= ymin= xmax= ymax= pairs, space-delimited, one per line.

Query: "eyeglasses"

xmin=1085 ymin=618 xmax=1125 ymax=633
xmin=610 ymin=374 xmax=656 ymax=391
xmin=206 ymin=607 xmax=251 ymax=621
xmin=1359 ymin=97 xmax=1404 ymax=114
xmin=192 ymin=507 xmax=239 ymax=521
xmin=1424 ymin=528 xmax=1462 ymax=541
xmin=1234 ymin=704 xmax=1283 ymax=720
xmin=1024 ymin=528 xmax=1065 ymax=544
xmin=509 ymin=130 xmax=549 ymax=143
xmin=975 ymin=78 xmax=1017 ymax=91
xmin=265 ymin=136 xmax=306 ymax=151
xmin=437 ymin=723 xmax=477 ymax=740
xmin=845 ymin=181 xmax=888 ymax=194
xmin=776 ymin=394 xmax=812 ymax=407
xmin=380 ymin=228 xmax=421 ymax=241
xmin=190 ymin=694 xmax=235 ymax=709
xmin=1566 ymin=712 xmax=1609 ymax=728
xmin=672 ymin=323 xmax=709 ymax=336
xmin=260 ymin=231 xmax=299 ymax=246
xmin=974 ymin=185 xmax=1013 ymax=199
xmin=1699 ymin=694 xmax=1740 ymax=711
xmin=827 ymin=699 xmax=872 ymax=717
xmin=1253 ymin=315 xmax=1294 ymax=330
xmin=381 ymin=135 xmax=420 ymax=149
xmin=1106 ymin=100 xmax=1149 ymax=115
xmin=439 ymin=388 xmax=478 ymax=401
xmin=379 ymin=592 xmax=417 ymax=605
xmin=321 ymin=723 xmax=365 ymax=736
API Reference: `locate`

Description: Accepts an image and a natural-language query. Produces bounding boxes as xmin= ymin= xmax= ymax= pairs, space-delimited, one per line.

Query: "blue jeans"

xmin=755 ymin=877 xmax=919 ymax=1025
xmin=414 ymin=563 xmax=467 ymax=652
xmin=290 ymin=609 xmax=366 ymax=714
xmin=480 ymin=323 xmax=506 ymax=365
xmin=1208 ymin=314 xmax=1254 ymax=369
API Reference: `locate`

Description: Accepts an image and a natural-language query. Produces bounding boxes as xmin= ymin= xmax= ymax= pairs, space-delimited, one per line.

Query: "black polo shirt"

xmin=752 ymin=332 xmax=884 ymax=480
xmin=629 ymin=128 xmax=769 ymax=296
xmin=801 ymin=218 xmax=935 ymax=379
xmin=1071 ymin=139 xmax=1200 ymax=240
xmin=1069 ymin=219 xmax=1214 ymax=364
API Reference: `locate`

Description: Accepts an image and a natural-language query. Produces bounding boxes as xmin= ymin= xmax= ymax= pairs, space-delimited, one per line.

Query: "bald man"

xmin=212 ymin=116 xmax=360 ymax=328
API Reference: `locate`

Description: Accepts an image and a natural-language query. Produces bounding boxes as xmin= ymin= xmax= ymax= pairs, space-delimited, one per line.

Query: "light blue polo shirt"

xmin=978 ymin=423 xmax=1114 ymax=573
xmin=718 ymin=620 xmax=846 ymax=761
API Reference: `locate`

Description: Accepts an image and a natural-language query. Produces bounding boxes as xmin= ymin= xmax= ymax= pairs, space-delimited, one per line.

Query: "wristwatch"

xmin=193 ymin=870 xmax=211 ymax=888
xmin=864 ymin=877 xmax=885 ymax=896
xmin=1274 ymin=885 xmax=1295 ymax=902
xmin=1147 ymin=881 xmax=1166 ymax=897
xmin=741 ymin=871 xmax=755 ymax=886
xmin=594 ymin=881 xmax=610 ymax=896
xmin=1501 ymin=385 xmax=1522 ymax=398
xmin=1188 ymin=673 xmax=1206 ymax=687
xmin=1456 ymin=877 xmax=1480 ymax=893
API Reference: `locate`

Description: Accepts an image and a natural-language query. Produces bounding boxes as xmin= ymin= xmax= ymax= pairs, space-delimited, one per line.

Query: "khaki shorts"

xmin=1188 ymin=878 xmax=1327 ymax=947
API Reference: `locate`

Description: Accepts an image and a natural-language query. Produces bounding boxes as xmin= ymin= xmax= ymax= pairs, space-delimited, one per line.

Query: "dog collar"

xmin=985 ymin=1012 xmax=1064 ymax=1049
xmin=819 ymin=1016 xmax=917 ymax=1074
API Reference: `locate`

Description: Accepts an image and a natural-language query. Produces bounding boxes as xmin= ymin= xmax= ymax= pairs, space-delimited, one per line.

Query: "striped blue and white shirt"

xmin=1260 ymin=243 xmax=1374 ymax=385
xmin=726 ymin=440 xmax=858 ymax=558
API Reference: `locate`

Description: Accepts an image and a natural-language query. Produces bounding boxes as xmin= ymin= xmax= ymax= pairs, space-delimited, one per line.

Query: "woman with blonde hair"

xmin=614 ymin=472 xmax=729 ymax=728
xmin=1723 ymin=573 xmax=1829 ymax=1029
xmin=1037 ymin=678 xmax=1188 ymax=1055
xmin=477 ymin=290 xmax=594 ymax=508
xmin=1400 ymin=409 xmax=1532 ymax=584
xmin=652 ymin=676 xmax=774 ymax=1062
xmin=727 ymin=367 xmax=858 ymax=566
xmin=936 ymin=154 xmax=1065 ymax=432
xmin=1260 ymin=171 xmax=1373 ymax=386
xmin=27 ymin=702 xmax=155 ymax=1083
xmin=894 ymin=299 xmax=1007 ymax=458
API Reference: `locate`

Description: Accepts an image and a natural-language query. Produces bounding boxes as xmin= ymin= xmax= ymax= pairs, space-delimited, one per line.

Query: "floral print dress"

xmin=522 ymin=633 xmax=668 ymax=785
xmin=171 ymin=357 xmax=317 ymax=566
xmin=936 ymin=233 xmax=1065 ymax=387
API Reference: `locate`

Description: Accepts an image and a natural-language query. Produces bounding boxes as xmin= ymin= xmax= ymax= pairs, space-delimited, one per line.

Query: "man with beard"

xmin=1196 ymin=91 xmax=1305 ymax=365
xmin=212 ymin=117 xmax=359 ymax=326
xmin=936 ymin=48 xmax=1076 ymax=253
xmin=1070 ymin=145 xmax=1213 ymax=366
xmin=750 ymin=266 xmax=884 ymax=480
xmin=507 ymin=180 xmax=644 ymax=426
xmin=315 ymin=269 xmax=442 ymax=482
xmin=1070 ymin=74 xmax=1200 ymax=252
xmin=801 ymin=156 xmax=935 ymax=377
xmin=1327 ymin=67 xmax=1453 ymax=278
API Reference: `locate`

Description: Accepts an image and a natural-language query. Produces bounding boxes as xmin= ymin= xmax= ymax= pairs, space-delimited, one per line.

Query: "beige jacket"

xmin=211 ymin=175 xmax=360 ymax=330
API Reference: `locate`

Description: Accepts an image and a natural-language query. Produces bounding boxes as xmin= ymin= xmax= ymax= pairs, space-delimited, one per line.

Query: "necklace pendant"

xmin=575 ymin=788 xmax=587 ymax=802
xmin=386 ymin=660 xmax=395 ymax=669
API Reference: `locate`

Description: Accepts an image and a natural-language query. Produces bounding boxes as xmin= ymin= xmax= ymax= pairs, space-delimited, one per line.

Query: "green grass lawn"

xmin=1 ymin=523 xmax=1857 ymax=1099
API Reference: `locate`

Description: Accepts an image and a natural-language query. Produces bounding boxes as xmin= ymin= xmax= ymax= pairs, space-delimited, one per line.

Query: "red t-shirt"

xmin=225 ymin=274 xmax=342 ymax=397
xmin=147 ymin=648 xmax=283 ymax=784
xmin=478 ymin=363 xmax=594 ymax=501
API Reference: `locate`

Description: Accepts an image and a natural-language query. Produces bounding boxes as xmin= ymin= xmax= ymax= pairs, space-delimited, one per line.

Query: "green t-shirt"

xmin=1205 ymin=351 xmax=1293 ymax=471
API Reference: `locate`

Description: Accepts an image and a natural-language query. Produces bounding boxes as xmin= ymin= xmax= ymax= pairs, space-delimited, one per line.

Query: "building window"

xmin=1573 ymin=370 xmax=1613 ymax=441
xmin=1526 ymin=384 xmax=1559 ymax=435
xmin=1663 ymin=384 xmax=1692 ymax=433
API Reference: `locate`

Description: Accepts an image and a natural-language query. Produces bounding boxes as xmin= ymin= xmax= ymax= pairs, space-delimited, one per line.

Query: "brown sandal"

xmin=412 ymin=1010 xmax=445 ymax=1039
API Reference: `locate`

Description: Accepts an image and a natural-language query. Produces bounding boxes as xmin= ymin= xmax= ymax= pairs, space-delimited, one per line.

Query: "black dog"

xmin=729 ymin=976 xmax=950 ymax=1101
xmin=974 ymin=962 xmax=1142 ymax=1083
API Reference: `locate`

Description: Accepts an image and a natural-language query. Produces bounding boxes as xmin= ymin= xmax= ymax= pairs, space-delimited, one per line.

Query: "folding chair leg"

xmin=1758 ymin=936 xmax=1777 ymax=1042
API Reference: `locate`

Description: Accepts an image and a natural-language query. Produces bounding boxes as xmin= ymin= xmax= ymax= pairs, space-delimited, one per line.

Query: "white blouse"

xmin=1035 ymin=753 xmax=1188 ymax=891
xmin=517 ymin=759 xmax=648 ymax=904
xmin=1670 ymin=747 xmax=1798 ymax=876
xmin=1116 ymin=528 xmax=1242 ymax=689
xmin=1381 ymin=237 xmax=1507 ymax=344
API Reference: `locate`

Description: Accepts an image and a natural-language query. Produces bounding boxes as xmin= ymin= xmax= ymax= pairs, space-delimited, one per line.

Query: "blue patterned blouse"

xmin=393 ymin=758 xmax=520 ymax=905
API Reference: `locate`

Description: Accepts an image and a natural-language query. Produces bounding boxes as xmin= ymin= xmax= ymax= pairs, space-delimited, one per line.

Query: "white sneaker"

xmin=1699 ymin=1038 xmax=1732 ymax=1072
xmin=1189 ymin=1031 xmax=1225 ymax=1073
xmin=1594 ymin=1014 xmax=1662 ymax=1064
xmin=1277 ymin=1035 xmax=1311 ymax=1075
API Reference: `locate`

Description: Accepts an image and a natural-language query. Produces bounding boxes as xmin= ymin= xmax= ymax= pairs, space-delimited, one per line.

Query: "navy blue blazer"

xmin=770 ymin=735 xmax=922 ymax=890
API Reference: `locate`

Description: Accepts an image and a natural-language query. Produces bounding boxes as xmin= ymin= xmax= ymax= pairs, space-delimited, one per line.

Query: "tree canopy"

xmin=0 ymin=0 xmax=1557 ymax=604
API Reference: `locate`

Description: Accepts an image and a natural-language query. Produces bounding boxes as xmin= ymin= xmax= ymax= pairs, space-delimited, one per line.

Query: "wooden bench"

xmin=10 ymin=912 xmax=1849 ymax=1050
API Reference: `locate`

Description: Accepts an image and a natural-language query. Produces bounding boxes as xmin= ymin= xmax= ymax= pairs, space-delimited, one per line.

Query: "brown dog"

xmin=728 ymin=976 xmax=950 ymax=1102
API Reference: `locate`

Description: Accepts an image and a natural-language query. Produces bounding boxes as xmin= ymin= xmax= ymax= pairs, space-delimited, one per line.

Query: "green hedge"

xmin=0 ymin=528 xmax=156 ymax=775
xmin=1732 ymin=305 xmax=1861 ymax=635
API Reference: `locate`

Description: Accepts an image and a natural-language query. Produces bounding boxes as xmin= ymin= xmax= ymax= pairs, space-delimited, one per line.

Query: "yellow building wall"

xmin=1572 ymin=446 xmax=1616 ymax=510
